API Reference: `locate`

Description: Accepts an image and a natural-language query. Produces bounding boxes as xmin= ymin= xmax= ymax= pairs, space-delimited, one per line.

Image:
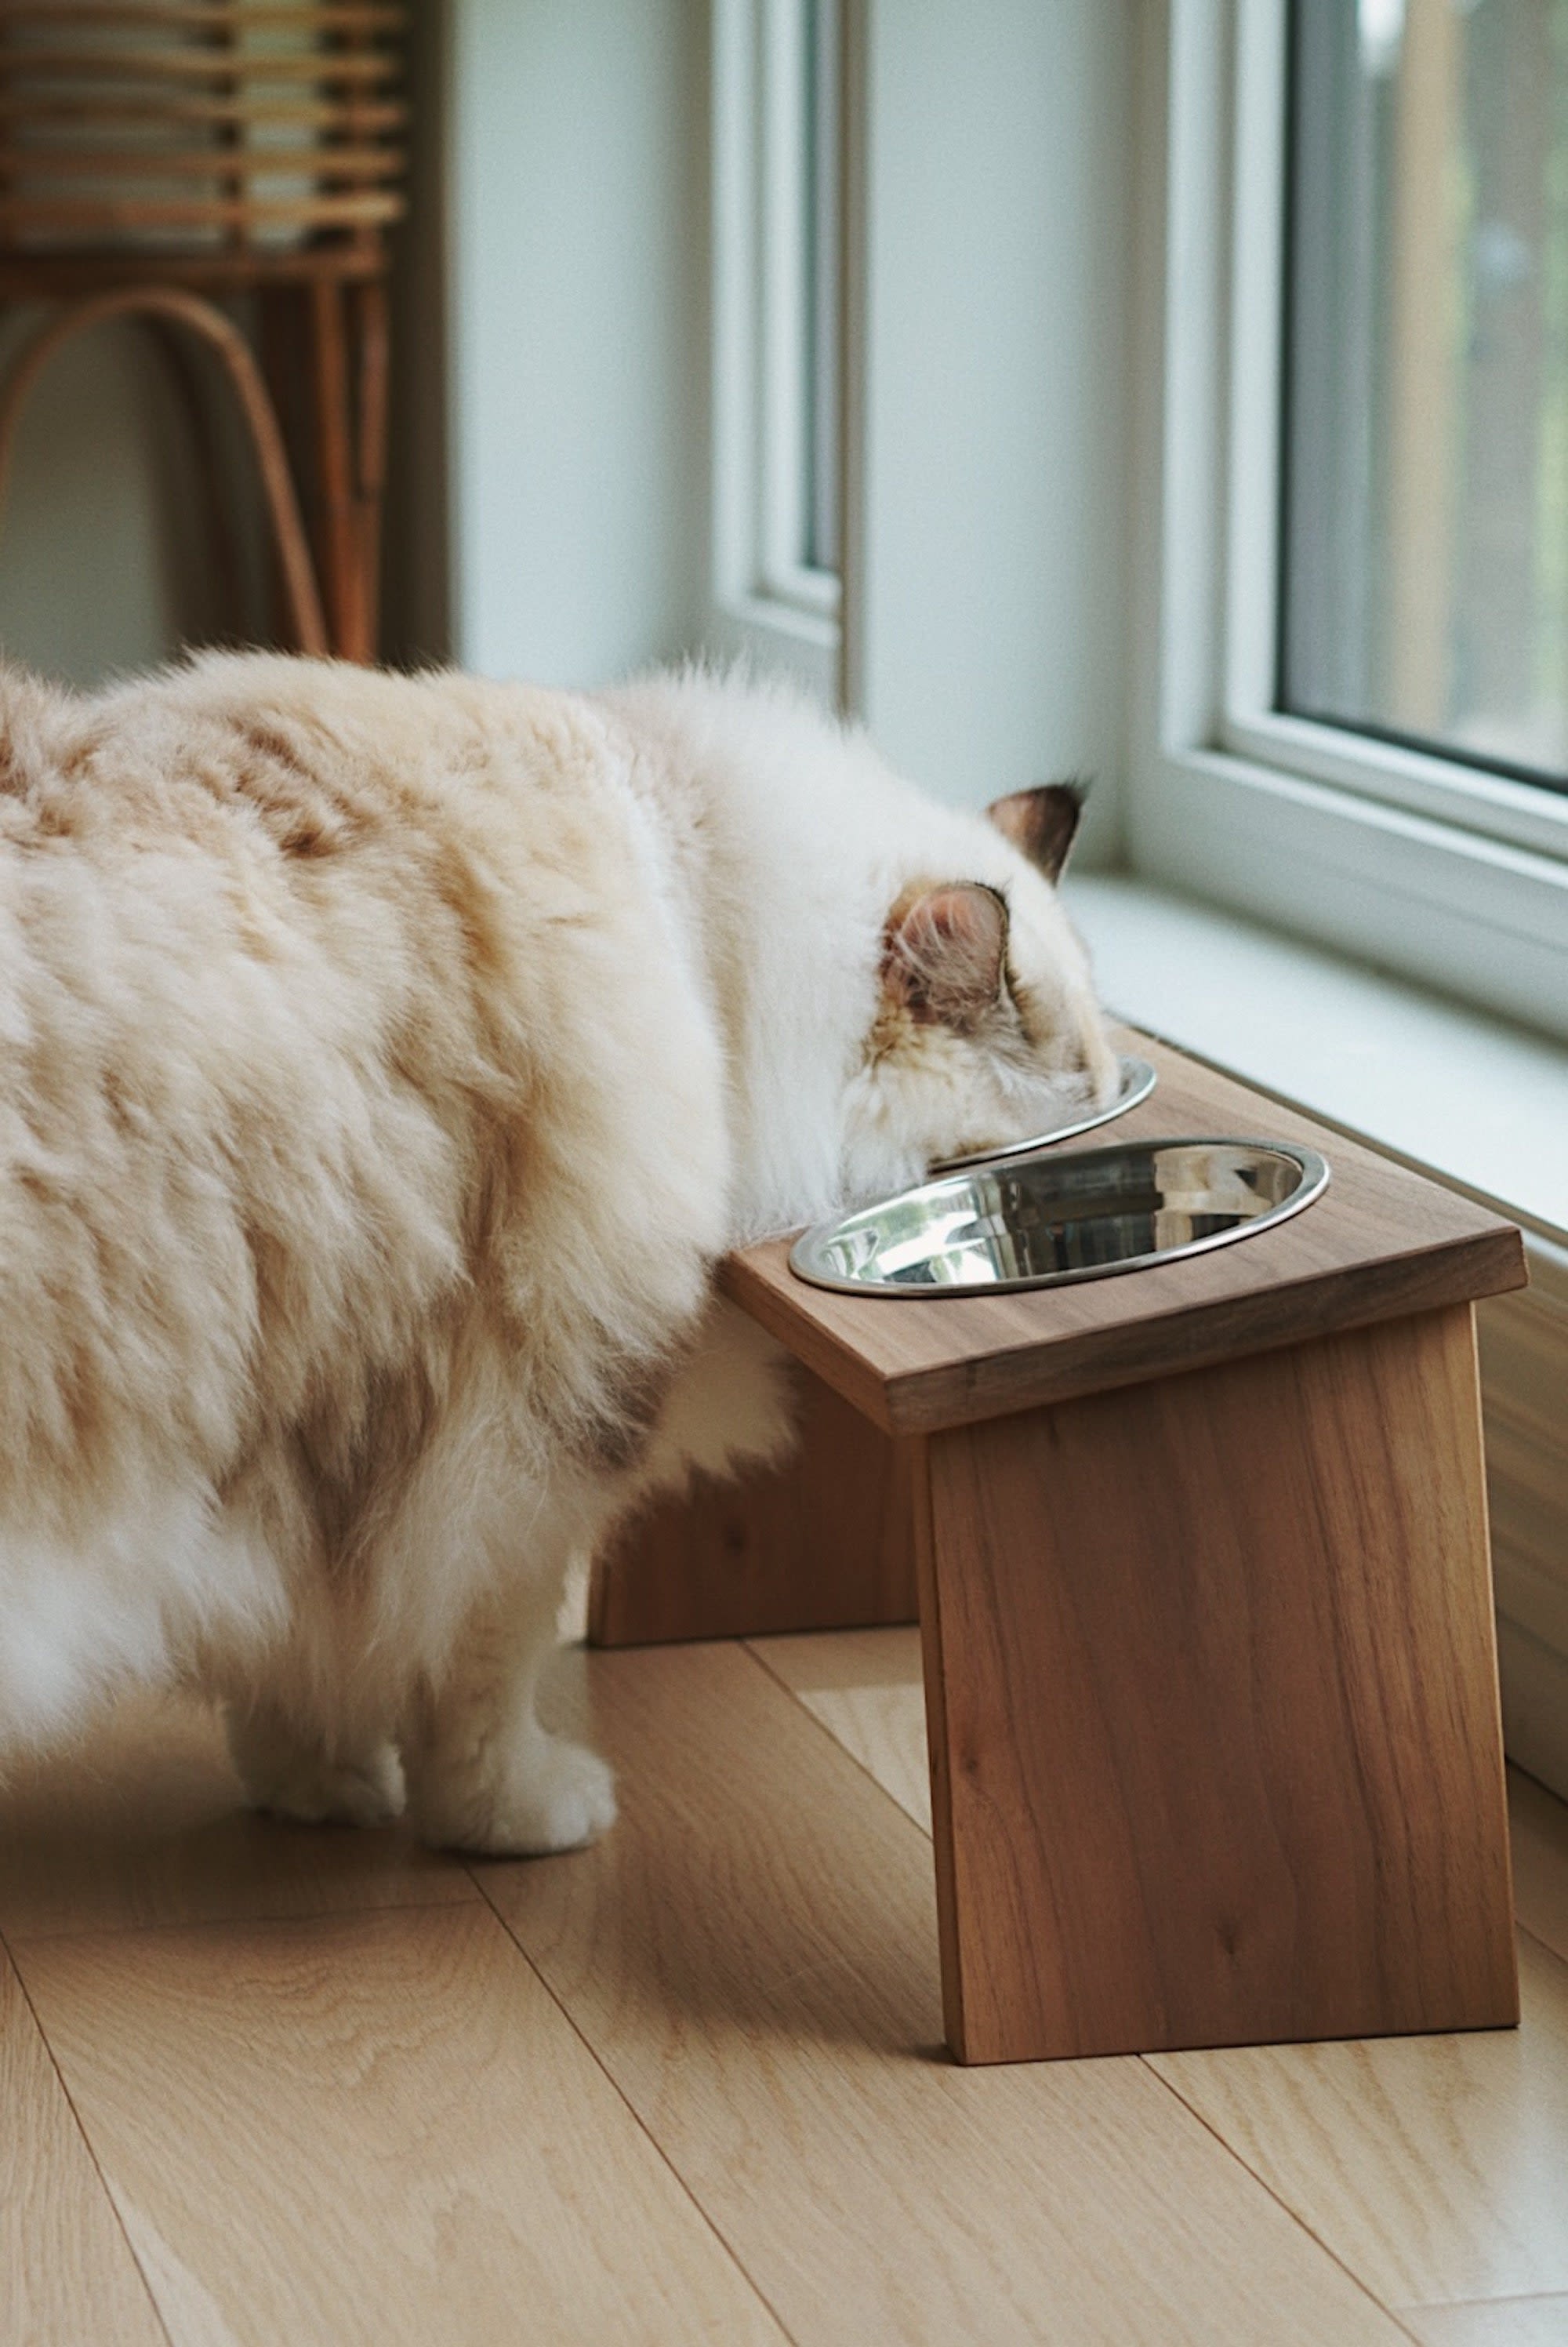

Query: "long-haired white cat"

xmin=0 ymin=655 xmax=1115 ymax=1851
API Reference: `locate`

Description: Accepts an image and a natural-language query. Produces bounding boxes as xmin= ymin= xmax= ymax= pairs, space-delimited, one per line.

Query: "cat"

xmin=0 ymin=652 xmax=1116 ymax=1851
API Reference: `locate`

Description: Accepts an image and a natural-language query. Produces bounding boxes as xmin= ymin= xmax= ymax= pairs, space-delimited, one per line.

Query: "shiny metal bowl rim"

xmin=789 ymin=1135 xmax=1332 ymax=1299
xmin=930 ymin=1052 xmax=1158 ymax=1172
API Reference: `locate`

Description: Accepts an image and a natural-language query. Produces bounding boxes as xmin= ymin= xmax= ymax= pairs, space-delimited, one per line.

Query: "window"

xmin=804 ymin=0 xmax=842 ymax=578
xmin=1126 ymin=0 xmax=1568 ymax=1041
xmin=1282 ymin=0 xmax=1568 ymax=797
xmin=774 ymin=0 xmax=840 ymax=589
xmin=709 ymin=0 xmax=844 ymax=700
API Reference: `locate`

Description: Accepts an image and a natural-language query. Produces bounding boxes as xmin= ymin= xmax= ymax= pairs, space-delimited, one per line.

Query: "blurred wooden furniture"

xmin=0 ymin=0 xmax=408 ymax=659
xmin=592 ymin=1034 xmax=1528 ymax=2065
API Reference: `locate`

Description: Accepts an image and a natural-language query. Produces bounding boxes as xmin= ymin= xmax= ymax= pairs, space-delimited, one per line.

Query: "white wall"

xmin=0 ymin=311 xmax=231 ymax=689
xmin=0 ymin=0 xmax=1141 ymax=841
xmin=856 ymin=0 xmax=1131 ymax=863
xmin=445 ymin=0 xmax=1138 ymax=871
xmin=448 ymin=0 xmax=711 ymax=686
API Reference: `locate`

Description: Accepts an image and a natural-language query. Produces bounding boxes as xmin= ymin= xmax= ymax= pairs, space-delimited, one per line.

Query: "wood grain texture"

xmin=0 ymin=7 xmax=406 ymax=246
xmin=0 ymin=0 xmax=404 ymax=660
xmin=9 ymin=1636 xmax=1563 ymax=2345
xmin=0 ymin=1940 xmax=166 ymax=2347
xmin=19 ymin=1902 xmax=786 ymax=2347
xmin=591 ymin=1366 xmax=917 ymax=1646
xmin=0 ymin=145 xmax=404 ymax=180
xmin=764 ymin=1655 xmax=1568 ymax=2328
xmin=1150 ymin=1931 xmax=1568 ymax=2309
xmin=0 ymin=187 xmax=403 ymax=232
xmin=1400 ymin=2298 xmax=1568 ymax=2346
xmin=918 ymin=1305 xmax=1518 ymax=2062
xmin=750 ymin=1626 xmax=929 ymax=1828
xmin=0 ymin=4 xmax=405 ymax=28
xmin=754 ymin=1651 xmax=1568 ymax=1982
xmin=484 ymin=1640 xmax=1406 ymax=2347
xmin=0 ymin=2 xmax=403 ymax=23
xmin=722 ymin=1034 xmax=1528 ymax=1434
xmin=0 ymin=1688 xmax=475 ymax=1941
xmin=350 ymin=272 xmax=388 ymax=656
xmin=310 ymin=274 xmax=361 ymax=657
xmin=0 ymin=243 xmax=390 ymax=292
xmin=0 ymin=46 xmax=399 ymax=84
xmin=0 ymin=94 xmax=408 ymax=129
xmin=756 ymin=1648 xmax=1568 ymax=2316
xmin=0 ymin=0 xmax=404 ymax=26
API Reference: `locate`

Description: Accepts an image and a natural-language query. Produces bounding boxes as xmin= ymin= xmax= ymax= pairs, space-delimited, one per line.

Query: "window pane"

xmin=1281 ymin=0 xmax=1568 ymax=794
xmin=804 ymin=0 xmax=840 ymax=576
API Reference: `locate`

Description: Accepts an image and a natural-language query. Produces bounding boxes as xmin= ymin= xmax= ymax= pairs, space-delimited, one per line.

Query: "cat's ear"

xmin=881 ymin=882 xmax=1008 ymax=1033
xmin=985 ymin=779 xmax=1087 ymax=881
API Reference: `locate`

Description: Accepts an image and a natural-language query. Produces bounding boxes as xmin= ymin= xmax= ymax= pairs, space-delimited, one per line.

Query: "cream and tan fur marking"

xmin=0 ymin=655 xmax=1113 ymax=1851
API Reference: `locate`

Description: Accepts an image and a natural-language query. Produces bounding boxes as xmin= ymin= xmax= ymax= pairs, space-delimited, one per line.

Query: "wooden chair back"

xmin=0 ymin=2 xmax=406 ymax=261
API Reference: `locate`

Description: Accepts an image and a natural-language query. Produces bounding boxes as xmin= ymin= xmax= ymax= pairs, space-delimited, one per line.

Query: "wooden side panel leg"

xmin=351 ymin=275 xmax=390 ymax=662
xmin=917 ymin=1304 xmax=1519 ymax=2064
xmin=258 ymin=284 xmax=306 ymax=645
xmin=589 ymin=1366 xmax=919 ymax=1647
xmin=309 ymin=278 xmax=363 ymax=660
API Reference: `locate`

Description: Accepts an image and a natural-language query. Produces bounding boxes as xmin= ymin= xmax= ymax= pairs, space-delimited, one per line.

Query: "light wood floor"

xmin=4 ymin=1629 xmax=1566 ymax=2347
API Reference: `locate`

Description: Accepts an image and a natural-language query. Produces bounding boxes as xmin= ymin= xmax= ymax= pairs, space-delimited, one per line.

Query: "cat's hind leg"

xmin=402 ymin=1564 xmax=615 ymax=1858
xmin=227 ymin=1705 xmax=405 ymax=1829
xmin=225 ymin=1687 xmax=405 ymax=1829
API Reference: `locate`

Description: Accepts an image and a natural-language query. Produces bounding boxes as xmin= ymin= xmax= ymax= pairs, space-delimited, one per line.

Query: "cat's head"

xmin=840 ymin=781 xmax=1120 ymax=1198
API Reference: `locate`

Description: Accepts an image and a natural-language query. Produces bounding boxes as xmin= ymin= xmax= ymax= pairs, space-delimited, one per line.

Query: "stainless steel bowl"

xmin=931 ymin=1053 xmax=1157 ymax=1172
xmin=790 ymin=1137 xmax=1330 ymax=1298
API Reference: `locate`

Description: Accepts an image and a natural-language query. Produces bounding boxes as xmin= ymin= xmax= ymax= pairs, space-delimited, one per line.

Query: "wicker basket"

xmin=0 ymin=1 xmax=406 ymax=256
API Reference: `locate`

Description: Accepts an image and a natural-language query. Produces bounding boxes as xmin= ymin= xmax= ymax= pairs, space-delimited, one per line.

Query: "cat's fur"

xmin=0 ymin=653 xmax=1115 ymax=1850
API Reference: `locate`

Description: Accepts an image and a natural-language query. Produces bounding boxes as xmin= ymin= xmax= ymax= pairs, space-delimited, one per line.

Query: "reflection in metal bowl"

xmin=789 ymin=1138 xmax=1330 ymax=1298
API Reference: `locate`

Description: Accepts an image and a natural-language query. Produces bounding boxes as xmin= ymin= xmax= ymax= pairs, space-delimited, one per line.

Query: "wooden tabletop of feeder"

xmin=720 ymin=1031 xmax=1529 ymax=1435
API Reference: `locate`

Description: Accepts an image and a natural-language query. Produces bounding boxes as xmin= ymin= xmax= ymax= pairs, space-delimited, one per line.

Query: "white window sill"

xmin=1066 ymin=874 xmax=1568 ymax=1249
xmin=702 ymin=594 xmax=840 ymax=703
xmin=1065 ymin=872 xmax=1568 ymax=1802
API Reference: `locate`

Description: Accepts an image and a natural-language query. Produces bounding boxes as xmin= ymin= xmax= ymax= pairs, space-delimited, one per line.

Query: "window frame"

xmin=1126 ymin=0 xmax=1568 ymax=1042
xmin=709 ymin=0 xmax=842 ymax=699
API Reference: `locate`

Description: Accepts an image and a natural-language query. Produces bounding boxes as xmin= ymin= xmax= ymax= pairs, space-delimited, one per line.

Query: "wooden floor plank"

xmin=0 ymin=1690 xmax=476 ymax=1942
xmin=16 ymin=1903 xmax=786 ymax=2347
xmin=0 ymin=1940 xmax=168 ymax=2347
xmin=1149 ymin=1932 xmax=1568 ymax=2310
xmin=760 ymin=1631 xmax=1568 ymax=2321
xmin=749 ymin=1627 xmax=930 ymax=1829
xmin=1399 ymin=2297 xmax=1568 ymax=2345
xmin=757 ymin=1651 xmax=1568 ymax=1971
xmin=760 ymin=1652 xmax=1568 ymax=1998
xmin=489 ymin=1642 xmax=1404 ymax=2347
xmin=1508 ymin=1769 xmax=1568 ymax=1966
xmin=11 ymin=1631 xmax=1562 ymax=2343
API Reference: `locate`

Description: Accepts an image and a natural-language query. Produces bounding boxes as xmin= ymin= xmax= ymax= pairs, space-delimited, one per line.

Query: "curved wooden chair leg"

xmin=0 ymin=285 xmax=328 ymax=657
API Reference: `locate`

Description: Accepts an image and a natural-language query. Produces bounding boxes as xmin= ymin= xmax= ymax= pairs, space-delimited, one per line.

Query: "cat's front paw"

xmin=416 ymin=1731 xmax=617 ymax=1858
